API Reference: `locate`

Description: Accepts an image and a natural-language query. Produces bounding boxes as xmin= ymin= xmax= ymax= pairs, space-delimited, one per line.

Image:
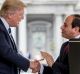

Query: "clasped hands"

xmin=30 ymin=60 xmax=41 ymax=73
xmin=29 ymin=51 xmax=54 ymax=73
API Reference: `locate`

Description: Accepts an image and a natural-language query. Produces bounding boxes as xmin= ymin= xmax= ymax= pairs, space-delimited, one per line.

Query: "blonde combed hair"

xmin=0 ymin=0 xmax=26 ymax=16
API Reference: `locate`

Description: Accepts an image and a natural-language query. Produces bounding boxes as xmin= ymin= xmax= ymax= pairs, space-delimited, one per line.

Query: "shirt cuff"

xmin=39 ymin=64 xmax=44 ymax=74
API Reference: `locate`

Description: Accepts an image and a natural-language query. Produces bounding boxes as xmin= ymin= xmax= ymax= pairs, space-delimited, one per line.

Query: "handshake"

xmin=29 ymin=59 xmax=42 ymax=73
xmin=29 ymin=51 xmax=54 ymax=73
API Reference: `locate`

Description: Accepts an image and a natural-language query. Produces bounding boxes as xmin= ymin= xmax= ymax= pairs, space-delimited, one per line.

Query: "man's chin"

xmin=62 ymin=35 xmax=67 ymax=38
xmin=62 ymin=34 xmax=64 ymax=37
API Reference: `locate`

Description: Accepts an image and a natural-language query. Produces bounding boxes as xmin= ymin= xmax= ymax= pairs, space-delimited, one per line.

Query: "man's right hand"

xmin=30 ymin=60 xmax=41 ymax=73
xmin=41 ymin=51 xmax=54 ymax=67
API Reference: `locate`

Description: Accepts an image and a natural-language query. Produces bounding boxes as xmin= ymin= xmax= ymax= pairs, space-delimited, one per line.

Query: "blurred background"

xmin=0 ymin=0 xmax=80 ymax=74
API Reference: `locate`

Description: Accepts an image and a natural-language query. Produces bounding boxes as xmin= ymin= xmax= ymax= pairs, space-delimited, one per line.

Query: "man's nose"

xmin=60 ymin=25 xmax=63 ymax=30
xmin=22 ymin=15 xmax=24 ymax=19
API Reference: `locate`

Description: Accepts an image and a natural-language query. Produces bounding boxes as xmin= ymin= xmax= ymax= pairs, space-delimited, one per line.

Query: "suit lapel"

xmin=0 ymin=19 xmax=18 ymax=52
xmin=9 ymin=33 xmax=18 ymax=52
xmin=60 ymin=41 xmax=69 ymax=60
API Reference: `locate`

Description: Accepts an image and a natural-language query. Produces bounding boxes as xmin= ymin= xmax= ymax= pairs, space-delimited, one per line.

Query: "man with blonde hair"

xmin=0 ymin=0 xmax=39 ymax=74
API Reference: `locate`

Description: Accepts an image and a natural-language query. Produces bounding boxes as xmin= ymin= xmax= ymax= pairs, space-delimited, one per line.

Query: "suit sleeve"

xmin=51 ymin=42 xmax=69 ymax=74
xmin=43 ymin=66 xmax=53 ymax=74
xmin=51 ymin=57 xmax=68 ymax=74
xmin=43 ymin=56 xmax=68 ymax=74
xmin=43 ymin=42 xmax=69 ymax=74
xmin=0 ymin=30 xmax=30 ymax=71
xmin=43 ymin=57 xmax=62 ymax=74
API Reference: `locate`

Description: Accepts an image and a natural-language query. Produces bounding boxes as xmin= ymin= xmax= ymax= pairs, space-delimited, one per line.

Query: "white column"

xmin=46 ymin=24 xmax=51 ymax=51
xmin=18 ymin=14 xmax=27 ymax=58
xmin=53 ymin=14 xmax=63 ymax=60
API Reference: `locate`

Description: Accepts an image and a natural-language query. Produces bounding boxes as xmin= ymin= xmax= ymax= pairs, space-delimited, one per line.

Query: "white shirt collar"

xmin=0 ymin=17 xmax=9 ymax=31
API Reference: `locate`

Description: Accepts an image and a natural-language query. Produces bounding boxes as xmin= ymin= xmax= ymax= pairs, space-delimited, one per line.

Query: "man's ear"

xmin=74 ymin=26 xmax=80 ymax=32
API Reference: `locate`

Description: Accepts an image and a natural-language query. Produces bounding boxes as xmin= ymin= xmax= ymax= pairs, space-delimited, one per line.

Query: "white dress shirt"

xmin=0 ymin=17 xmax=10 ymax=33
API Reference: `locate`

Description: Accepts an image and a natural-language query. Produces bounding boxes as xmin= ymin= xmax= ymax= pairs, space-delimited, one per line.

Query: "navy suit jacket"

xmin=43 ymin=42 xmax=69 ymax=74
xmin=0 ymin=19 xmax=30 ymax=74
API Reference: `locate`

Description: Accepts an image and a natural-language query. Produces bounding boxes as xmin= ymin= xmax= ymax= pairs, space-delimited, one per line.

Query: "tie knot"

xmin=8 ymin=28 xmax=11 ymax=34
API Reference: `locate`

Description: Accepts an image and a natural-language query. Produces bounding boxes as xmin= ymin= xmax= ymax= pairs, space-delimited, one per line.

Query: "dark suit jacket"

xmin=0 ymin=19 xmax=30 ymax=74
xmin=43 ymin=42 xmax=69 ymax=74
